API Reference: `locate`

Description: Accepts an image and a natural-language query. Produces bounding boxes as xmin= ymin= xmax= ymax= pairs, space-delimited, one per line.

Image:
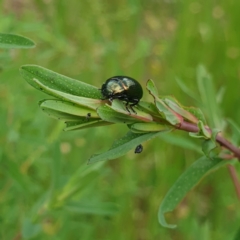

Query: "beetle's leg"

xmin=125 ymin=101 xmax=131 ymax=114
xmin=129 ymin=99 xmax=139 ymax=114
xmin=129 ymin=104 xmax=136 ymax=114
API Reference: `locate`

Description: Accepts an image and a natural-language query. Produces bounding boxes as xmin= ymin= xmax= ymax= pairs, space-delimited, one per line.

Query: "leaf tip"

xmin=158 ymin=211 xmax=177 ymax=229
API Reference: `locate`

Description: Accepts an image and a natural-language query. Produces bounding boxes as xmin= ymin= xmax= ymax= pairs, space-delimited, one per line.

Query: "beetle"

xmin=86 ymin=113 xmax=91 ymax=120
xmin=134 ymin=144 xmax=143 ymax=154
xmin=101 ymin=76 xmax=143 ymax=113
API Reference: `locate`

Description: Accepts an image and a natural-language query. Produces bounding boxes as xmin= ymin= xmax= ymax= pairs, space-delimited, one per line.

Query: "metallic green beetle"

xmin=101 ymin=76 xmax=143 ymax=113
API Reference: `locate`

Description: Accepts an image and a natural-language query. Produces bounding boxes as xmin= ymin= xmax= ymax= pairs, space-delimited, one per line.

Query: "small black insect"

xmin=86 ymin=113 xmax=91 ymax=120
xmin=101 ymin=76 xmax=143 ymax=114
xmin=134 ymin=144 xmax=143 ymax=154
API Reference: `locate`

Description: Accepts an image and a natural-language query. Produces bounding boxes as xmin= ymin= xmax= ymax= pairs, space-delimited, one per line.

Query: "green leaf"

xmin=233 ymin=225 xmax=240 ymax=240
xmin=88 ymin=130 xmax=169 ymax=164
xmin=40 ymin=100 xmax=100 ymax=121
xmin=32 ymin=78 xmax=102 ymax=109
xmin=138 ymin=101 xmax=164 ymax=120
xmin=175 ymin=77 xmax=198 ymax=100
xmin=196 ymin=65 xmax=222 ymax=128
xmin=22 ymin=217 xmax=41 ymax=239
xmin=189 ymin=121 xmax=211 ymax=139
xmin=129 ymin=122 xmax=171 ymax=133
xmin=64 ymin=119 xmax=112 ymax=131
xmin=155 ymin=99 xmax=182 ymax=125
xmin=65 ymin=201 xmax=119 ymax=216
xmin=164 ymin=98 xmax=198 ymax=123
xmin=20 ymin=65 xmax=102 ymax=99
xmin=202 ymin=129 xmax=220 ymax=157
xmin=110 ymin=100 xmax=153 ymax=122
xmin=3 ymin=157 xmax=30 ymax=193
xmin=228 ymin=119 xmax=240 ymax=136
xmin=147 ymin=79 xmax=182 ymax=125
xmin=0 ymin=33 xmax=35 ymax=49
xmin=183 ymin=106 xmax=207 ymax=125
xmin=97 ymin=104 xmax=141 ymax=124
xmin=146 ymin=78 xmax=159 ymax=96
xmin=158 ymin=156 xmax=229 ymax=228
xmin=158 ymin=132 xmax=202 ymax=154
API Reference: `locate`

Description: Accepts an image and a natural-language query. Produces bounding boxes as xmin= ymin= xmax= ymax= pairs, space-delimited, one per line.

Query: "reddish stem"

xmin=178 ymin=121 xmax=240 ymax=159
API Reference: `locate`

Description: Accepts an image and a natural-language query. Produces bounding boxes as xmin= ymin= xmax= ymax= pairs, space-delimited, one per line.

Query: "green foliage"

xmin=1 ymin=1 xmax=240 ymax=240
xmin=88 ymin=131 xmax=170 ymax=164
xmin=158 ymin=156 xmax=236 ymax=228
xmin=0 ymin=33 xmax=35 ymax=49
xmin=20 ymin=62 xmax=239 ymax=233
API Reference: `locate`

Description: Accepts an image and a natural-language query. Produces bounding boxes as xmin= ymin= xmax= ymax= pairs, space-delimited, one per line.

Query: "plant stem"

xmin=178 ymin=121 xmax=240 ymax=159
xmin=228 ymin=165 xmax=240 ymax=200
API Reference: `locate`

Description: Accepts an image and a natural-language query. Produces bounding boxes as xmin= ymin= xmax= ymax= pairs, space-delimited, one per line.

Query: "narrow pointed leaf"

xmin=129 ymin=122 xmax=171 ymax=133
xmin=147 ymin=79 xmax=182 ymax=125
xmin=146 ymin=78 xmax=159 ymax=96
xmin=0 ymin=33 xmax=35 ymax=49
xmin=189 ymin=121 xmax=211 ymax=139
xmin=158 ymin=133 xmax=202 ymax=154
xmin=64 ymin=120 xmax=112 ymax=131
xmin=164 ymin=98 xmax=198 ymax=123
xmin=183 ymin=106 xmax=207 ymax=125
xmin=202 ymin=129 xmax=220 ymax=157
xmin=227 ymin=119 xmax=240 ymax=136
xmin=158 ymin=156 xmax=230 ymax=228
xmin=155 ymin=100 xmax=182 ymax=125
xmin=33 ymin=78 xmax=103 ymax=109
xmin=88 ymin=130 xmax=169 ymax=164
xmin=40 ymin=100 xmax=99 ymax=121
xmin=138 ymin=101 xmax=164 ymax=119
xmin=227 ymin=119 xmax=240 ymax=144
xmin=22 ymin=217 xmax=41 ymax=239
xmin=97 ymin=104 xmax=142 ymax=124
xmin=20 ymin=65 xmax=102 ymax=99
xmin=65 ymin=201 xmax=119 ymax=216
xmin=175 ymin=77 xmax=198 ymax=100
xmin=110 ymin=100 xmax=153 ymax=122
xmin=196 ymin=65 xmax=222 ymax=128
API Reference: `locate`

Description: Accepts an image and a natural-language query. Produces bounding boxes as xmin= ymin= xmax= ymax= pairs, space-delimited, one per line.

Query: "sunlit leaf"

xmin=20 ymin=65 xmax=102 ymax=99
xmin=32 ymin=78 xmax=102 ymax=109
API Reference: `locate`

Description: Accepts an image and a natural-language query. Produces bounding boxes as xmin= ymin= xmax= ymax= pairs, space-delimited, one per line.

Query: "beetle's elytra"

xmin=135 ymin=144 xmax=143 ymax=154
xmin=101 ymin=76 xmax=143 ymax=113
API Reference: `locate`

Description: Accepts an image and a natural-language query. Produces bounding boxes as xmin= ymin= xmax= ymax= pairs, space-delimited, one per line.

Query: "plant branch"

xmin=178 ymin=121 xmax=240 ymax=159
xmin=227 ymin=165 xmax=240 ymax=200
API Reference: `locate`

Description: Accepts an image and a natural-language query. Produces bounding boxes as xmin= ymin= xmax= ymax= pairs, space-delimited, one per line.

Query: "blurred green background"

xmin=1 ymin=0 xmax=240 ymax=239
